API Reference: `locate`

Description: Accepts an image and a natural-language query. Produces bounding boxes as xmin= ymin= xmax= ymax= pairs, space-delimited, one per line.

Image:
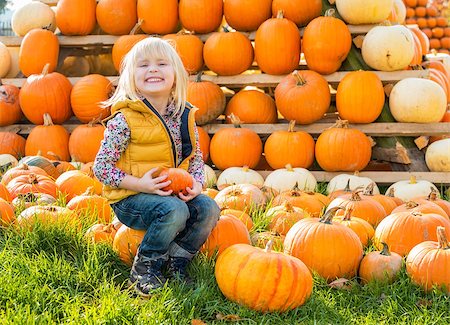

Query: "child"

xmin=93 ymin=37 xmax=220 ymax=298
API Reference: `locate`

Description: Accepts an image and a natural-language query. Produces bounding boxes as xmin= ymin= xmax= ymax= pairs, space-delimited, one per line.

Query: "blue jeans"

xmin=111 ymin=193 xmax=220 ymax=261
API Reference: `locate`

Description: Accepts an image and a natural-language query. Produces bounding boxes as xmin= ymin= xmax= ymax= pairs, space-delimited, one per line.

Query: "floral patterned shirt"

xmin=93 ymin=102 xmax=205 ymax=188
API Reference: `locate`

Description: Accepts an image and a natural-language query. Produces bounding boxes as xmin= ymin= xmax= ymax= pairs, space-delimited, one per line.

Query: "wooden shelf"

xmin=2 ymin=70 xmax=430 ymax=88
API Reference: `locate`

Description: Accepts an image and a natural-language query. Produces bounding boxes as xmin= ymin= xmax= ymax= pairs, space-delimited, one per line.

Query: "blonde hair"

xmin=105 ymin=37 xmax=189 ymax=116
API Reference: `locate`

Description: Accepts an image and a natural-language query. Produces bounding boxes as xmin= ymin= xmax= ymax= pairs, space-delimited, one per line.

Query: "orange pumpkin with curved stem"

xmin=154 ymin=167 xmax=194 ymax=195
xmin=267 ymin=200 xmax=310 ymax=235
xmin=406 ymin=227 xmax=450 ymax=293
xmin=413 ymin=189 xmax=450 ymax=217
xmin=332 ymin=206 xmax=375 ymax=247
xmin=1 ymin=164 xmax=48 ymax=186
xmin=0 ymin=132 xmax=26 ymax=159
xmin=67 ymin=187 xmax=112 ymax=223
xmin=137 ymin=0 xmax=178 ymax=35
xmin=359 ymin=242 xmax=403 ymax=284
xmin=224 ymin=0 xmax=272 ymax=31
xmin=391 ymin=200 xmax=447 ymax=218
xmin=225 ymin=89 xmax=277 ymax=124
xmin=112 ymin=225 xmax=146 ymax=265
xmin=56 ymin=0 xmax=96 ymax=36
xmin=220 ymin=208 xmax=253 ymax=231
xmin=362 ymin=183 xmax=398 ymax=215
xmin=273 ymin=189 xmax=326 ymax=218
xmin=96 ymin=0 xmax=137 ymax=35
xmin=272 ymin=0 xmax=322 ymax=26
xmin=111 ymin=22 xmax=148 ymax=72
xmin=6 ymin=173 xmax=58 ymax=199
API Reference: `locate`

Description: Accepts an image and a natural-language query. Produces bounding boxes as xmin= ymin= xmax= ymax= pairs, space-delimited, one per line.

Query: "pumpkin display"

xmin=272 ymin=0 xmax=322 ymax=26
xmin=216 ymin=166 xmax=264 ymax=190
xmin=264 ymin=121 xmax=315 ymax=169
xmin=406 ymin=226 xmax=450 ymax=293
xmin=359 ymin=242 xmax=403 ymax=284
xmin=112 ymin=225 xmax=146 ymax=265
xmin=302 ymin=9 xmax=352 ymax=75
xmin=11 ymin=1 xmax=56 ymax=36
xmin=263 ymin=164 xmax=317 ymax=193
xmin=224 ymin=88 xmax=277 ymax=124
xmin=284 ymin=207 xmax=364 ymax=280
xmin=25 ymin=114 xmax=70 ymax=162
xmin=315 ymin=120 xmax=372 ymax=172
xmin=68 ymin=122 xmax=105 ymax=163
xmin=201 ymin=214 xmax=251 ymax=257
xmin=153 ymin=167 xmax=194 ymax=195
xmin=55 ymin=0 xmax=97 ymax=36
xmin=137 ymin=0 xmax=178 ymax=35
xmin=18 ymin=29 xmax=59 ymax=77
xmin=0 ymin=132 xmax=26 ymax=159
xmin=19 ymin=64 xmax=73 ymax=125
xmin=215 ymin=242 xmax=313 ymax=312
xmin=210 ymin=114 xmax=262 ymax=170
xmin=254 ymin=11 xmax=301 ymax=75
xmin=373 ymin=211 xmax=450 ymax=256
xmin=275 ymin=70 xmax=330 ymax=124
xmin=163 ymin=32 xmax=204 ymax=75
xmin=70 ymin=74 xmax=113 ymax=123
xmin=187 ymin=72 xmax=226 ymax=126
xmin=85 ymin=223 xmax=118 ymax=244
xmin=223 ymin=0 xmax=272 ymax=32
xmin=203 ymin=28 xmax=254 ymax=76
xmin=96 ymin=0 xmax=137 ymax=35
xmin=179 ymin=0 xmax=223 ymax=34
xmin=6 ymin=173 xmax=58 ymax=200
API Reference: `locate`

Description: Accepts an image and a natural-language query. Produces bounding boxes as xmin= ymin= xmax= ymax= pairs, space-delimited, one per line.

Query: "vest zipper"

xmin=143 ymin=99 xmax=178 ymax=167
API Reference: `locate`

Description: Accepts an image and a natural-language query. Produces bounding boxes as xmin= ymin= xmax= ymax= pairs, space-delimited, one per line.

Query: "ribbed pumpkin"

xmin=302 ymin=9 xmax=352 ymax=75
xmin=215 ymin=242 xmax=313 ymax=312
xmin=336 ymin=71 xmax=385 ymax=123
xmin=264 ymin=121 xmax=315 ymax=169
xmin=187 ymin=72 xmax=225 ymax=125
xmin=137 ymin=0 xmax=178 ymax=35
xmin=1 ymin=164 xmax=48 ymax=187
xmin=273 ymin=189 xmax=327 ymax=218
xmin=391 ymin=200 xmax=447 ymax=219
xmin=0 ymin=183 xmax=10 ymax=202
xmin=335 ymin=0 xmax=393 ymax=24
xmin=69 ymin=122 xmax=105 ymax=163
xmin=25 ymin=114 xmax=70 ymax=162
xmin=0 ymin=132 xmax=26 ymax=159
xmin=254 ymin=11 xmax=301 ymax=75
xmin=112 ymin=225 xmax=146 ymax=265
xmin=85 ymin=223 xmax=118 ymax=244
xmin=19 ymin=155 xmax=59 ymax=179
xmin=214 ymin=184 xmax=266 ymax=211
xmin=0 ymin=82 xmax=22 ymax=126
xmin=263 ymin=165 xmax=317 ymax=193
xmin=251 ymin=232 xmax=285 ymax=251
xmin=359 ymin=242 xmax=403 ymax=284
xmin=203 ymin=28 xmax=254 ymax=76
xmin=223 ymin=0 xmax=272 ymax=31
xmin=55 ymin=0 xmax=97 ymax=36
xmin=19 ymin=29 xmax=59 ymax=77
xmin=284 ymin=207 xmax=364 ymax=281
xmin=67 ymin=187 xmax=112 ymax=223
xmin=201 ymin=214 xmax=251 ymax=257
xmin=11 ymin=1 xmax=56 ymax=36
xmin=225 ymin=89 xmax=277 ymax=124
xmin=220 ymin=208 xmax=253 ymax=231
xmin=406 ymin=227 xmax=450 ymax=293
xmin=17 ymin=205 xmax=80 ymax=231
xmin=210 ymin=114 xmax=262 ymax=170
xmin=19 ymin=64 xmax=73 ymax=125
xmin=374 ymin=211 xmax=450 ymax=256
xmin=179 ymin=0 xmax=223 ymax=34
xmin=362 ymin=183 xmax=398 ymax=215
xmin=163 ymin=32 xmax=204 ymax=75
xmin=272 ymin=0 xmax=322 ymax=26
xmin=315 ymin=120 xmax=372 ymax=172
xmin=332 ymin=206 xmax=375 ymax=247
xmin=413 ymin=190 xmax=450 ymax=217
xmin=56 ymin=170 xmax=102 ymax=202
xmin=267 ymin=201 xmax=310 ymax=235
xmin=6 ymin=173 xmax=58 ymax=200
xmin=111 ymin=24 xmax=148 ymax=72
xmin=275 ymin=70 xmax=330 ymax=124
xmin=96 ymin=0 xmax=137 ymax=35
xmin=0 ymin=198 xmax=15 ymax=226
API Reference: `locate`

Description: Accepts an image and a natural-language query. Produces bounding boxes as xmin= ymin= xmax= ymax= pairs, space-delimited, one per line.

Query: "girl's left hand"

xmin=179 ymin=180 xmax=202 ymax=202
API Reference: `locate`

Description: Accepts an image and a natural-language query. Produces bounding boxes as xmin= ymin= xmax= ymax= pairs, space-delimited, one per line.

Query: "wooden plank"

xmin=2 ymin=70 xmax=430 ymax=88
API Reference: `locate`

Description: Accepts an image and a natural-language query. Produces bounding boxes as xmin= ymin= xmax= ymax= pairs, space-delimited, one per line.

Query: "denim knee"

xmin=158 ymin=199 xmax=190 ymax=232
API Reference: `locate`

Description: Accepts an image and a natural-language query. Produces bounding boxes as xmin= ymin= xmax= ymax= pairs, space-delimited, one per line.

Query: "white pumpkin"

xmin=326 ymin=173 xmax=380 ymax=195
xmin=5 ymin=47 xmax=20 ymax=78
xmin=336 ymin=0 xmax=393 ymax=24
xmin=385 ymin=176 xmax=440 ymax=202
xmin=362 ymin=25 xmax=415 ymax=71
xmin=0 ymin=42 xmax=11 ymax=78
xmin=217 ymin=166 xmax=264 ymax=190
xmin=389 ymin=0 xmax=406 ymax=24
xmin=425 ymin=138 xmax=450 ymax=172
xmin=263 ymin=165 xmax=317 ymax=193
xmin=0 ymin=154 xmax=18 ymax=171
xmin=204 ymin=164 xmax=217 ymax=188
xmin=11 ymin=2 xmax=56 ymax=36
xmin=389 ymin=78 xmax=446 ymax=123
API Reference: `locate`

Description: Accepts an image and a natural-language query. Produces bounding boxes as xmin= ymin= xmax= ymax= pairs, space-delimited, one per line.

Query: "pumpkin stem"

xmin=194 ymin=71 xmax=203 ymax=83
xmin=130 ymin=19 xmax=143 ymax=35
xmin=380 ymin=242 xmax=392 ymax=256
xmin=330 ymin=119 xmax=349 ymax=130
xmin=229 ymin=113 xmax=242 ymax=128
xmin=264 ymin=240 xmax=274 ymax=253
xmin=276 ymin=10 xmax=284 ymax=19
xmin=409 ymin=175 xmax=417 ymax=184
xmin=287 ymin=120 xmax=296 ymax=132
xmin=43 ymin=113 xmax=54 ymax=126
xmin=343 ymin=179 xmax=351 ymax=192
xmin=437 ymin=226 xmax=450 ymax=249
xmin=285 ymin=164 xmax=294 ymax=172
xmin=28 ymin=173 xmax=38 ymax=184
xmin=405 ymin=201 xmax=419 ymax=209
xmin=47 ymin=151 xmax=61 ymax=161
xmin=363 ymin=182 xmax=375 ymax=196
xmin=41 ymin=63 xmax=50 ymax=76
xmin=350 ymin=188 xmax=364 ymax=201
xmin=324 ymin=8 xmax=336 ymax=18
xmin=320 ymin=207 xmax=341 ymax=224
xmin=81 ymin=186 xmax=95 ymax=196
xmin=282 ymin=200 xmax=294 ymax=212
xmin=386 ymin=187 xmax=396 ymax=198
xmin=222 ymin=25 xmax=231 ymax=33
xmin=342 ymin=206 xmax=353 ymax=221
xmin=292 ymin=70 xmax=307 ymax=86
xmin=428 ymin=188 xmax=438 ymax=201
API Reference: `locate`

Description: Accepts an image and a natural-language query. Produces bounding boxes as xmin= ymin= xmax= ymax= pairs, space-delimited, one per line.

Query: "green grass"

xmin=1 ymin=217 xmax=449 ymax=325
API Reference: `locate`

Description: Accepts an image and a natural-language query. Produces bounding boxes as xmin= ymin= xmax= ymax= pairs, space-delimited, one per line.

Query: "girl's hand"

xmin=137 ymin=167 xmax=173 ymax=196
xmin=178 ymin=180 xmax=202 ymax=202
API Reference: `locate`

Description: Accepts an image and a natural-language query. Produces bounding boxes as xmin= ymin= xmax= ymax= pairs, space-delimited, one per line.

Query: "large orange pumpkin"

xmin=0 ymin=82 xmax=22 ymax=126
xmin=68 ymin=122 xmax=105 ymax=163
xmin=112 ymin=225 xmax=146 ymax=265
xmin=179 ymin=0 xmax=223 ymax=34
xmin=264 ymin=120 xmax=315 ymax=169
xmin=111 ymin=25 xmax=148 ymax=72
xmin=272 ymin=0 xmax=322 ymax=26
xmin=275 ymin=70 xmax=330 ymax=124
xmin=215 ymin=242 xmax=313 ymax=312
xmin=137 ymin=0 xmax=178 ymax=35
xmin=332 ymin=206 xmax=375 ymax=247
xmin=55 ymin=0 xmax=97 ymax=36
xmin=223 ymin=0 xmax=272 ymax=31
xmin=163 ymin=32 xmax=204 ymax=75
xmin=224 ymin=89 xmax=277 ymax=124
xmin=19 ymin=64 xmax=73 ymax=125
xmin=254 ymin=11 xmax=301 ymax=75
xmin=67 ymin=187 xmax=112 ymax=224
xmin=19 ymin=29 xmax=59 ymax=77
xmin=0 ymin=197 xmax=15 ymax=226
xmin=6 ymin=173 xmax=58 ymax=199
xmin=0 ymin=132 xmax=26 ymax=159
xmin=267 ymin=201 xmax=310 ymax=235
xmin=96 ymin=0 xmax=137 ymax=35
xmin=56 ymin=170 xmax=102 ymax=202
xmin=302 ymin=9 xmax=352 ymax=74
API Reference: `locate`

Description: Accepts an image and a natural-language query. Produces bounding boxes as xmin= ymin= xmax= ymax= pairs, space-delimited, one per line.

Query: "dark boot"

xmin=165 ymin=257 xmax=193 ymax=285
xmin=129 ymin=253 xmax=167 ymax=298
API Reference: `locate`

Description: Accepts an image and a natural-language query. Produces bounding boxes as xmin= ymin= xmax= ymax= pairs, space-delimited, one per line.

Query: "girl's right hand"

xmin=137 ymin=167 xmax=173 ymax=196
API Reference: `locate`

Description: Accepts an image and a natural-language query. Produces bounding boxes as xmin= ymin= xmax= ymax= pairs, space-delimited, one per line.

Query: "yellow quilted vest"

xmin=102 ymin=99 xmax=198 ymax=203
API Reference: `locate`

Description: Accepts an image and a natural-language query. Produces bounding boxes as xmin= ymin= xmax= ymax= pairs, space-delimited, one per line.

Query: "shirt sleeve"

xmin=93 ymin=113 xmax=130 ymax=188
xmin=187 ymin=125 xmax=205 ymax=187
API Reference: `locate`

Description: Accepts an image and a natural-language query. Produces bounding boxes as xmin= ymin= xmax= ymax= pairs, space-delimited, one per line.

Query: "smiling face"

xmin=134 ymin=55 xmax=176 ymax=102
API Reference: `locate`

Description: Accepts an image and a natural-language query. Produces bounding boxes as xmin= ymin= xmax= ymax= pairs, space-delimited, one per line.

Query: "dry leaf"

xmin=329 ymin=278 xmax=352 ymax=290
xmin=191 ymin=319 xmax=207 ymax=325
xmin=216 ymin=313 xmax=242 ymax=321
